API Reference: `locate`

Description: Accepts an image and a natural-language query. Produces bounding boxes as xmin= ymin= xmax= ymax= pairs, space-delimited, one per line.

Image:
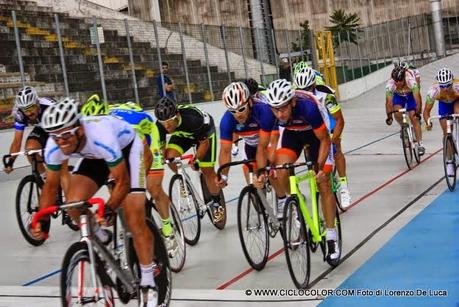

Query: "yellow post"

xmin=314 ymin=31 xmax=340 ymax=99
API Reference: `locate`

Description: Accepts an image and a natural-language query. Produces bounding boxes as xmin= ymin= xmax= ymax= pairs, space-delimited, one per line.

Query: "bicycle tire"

xmin=60 ymin=241 xmax=115 ymax=307
xmin=169 ymin=203 xmax=187 ymax=273
xmin=237 ymin=186 xmax=269 ymax=271
xmin=128 ymin=218 xmax=172 ymax=307
xmin=15 ymin=175 xmax=45 ymax=246
xmin=282 ymin=195 xmax=311 ymax=289
xmin=411 ymin=126 xmax=421 ymax=164
xmin=201 ymin=174 xmax=227 ymax=230
xmin=443 ymin=135 xmax=457 ymax=191
xmin=169 ymin=174 xmax=201 ymax=245
xmin=401 ymin=125 xmax=414 ymax=169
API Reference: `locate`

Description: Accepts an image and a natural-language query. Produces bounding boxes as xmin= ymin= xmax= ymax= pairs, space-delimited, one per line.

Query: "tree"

xmin=326 ymin=9 xmax=362 ymax=47
xmin=291 ymin=20 xmax=310 ymax=53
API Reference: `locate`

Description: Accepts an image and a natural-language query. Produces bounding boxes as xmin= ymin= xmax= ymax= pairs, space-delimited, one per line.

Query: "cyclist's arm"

xmin=107 ymin=160 xmax=130 ymax=210
xmin=313 ymin=125 xmax=332 ymax=173
xmin=195 ymin=138 xmax=210 ymax=162
xmin=268 ymin=131 xmax=279 ymax=163
xmin=218 ymin=140 xmax=232 ymax=177
xmin=331 ymin=110 xmax=345 ymax=142
xmin=385 ymin=93 xmax=394 ymax=116
xmin=39 ymin=167 xmax=62 ymax=209
xmin=413 ymin=88 xmax=422 ymax=114
xmin=256 ymin=130 xmax=271 ymax=171
xmin=423 ymin=101 xmax=434 ymax=126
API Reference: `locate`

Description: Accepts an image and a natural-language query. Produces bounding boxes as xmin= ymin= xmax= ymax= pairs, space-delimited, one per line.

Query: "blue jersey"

xmin=219 ymin=102 xmax=277 ymax=147
xmin=109 ymin=108 xmax=156 ymax=145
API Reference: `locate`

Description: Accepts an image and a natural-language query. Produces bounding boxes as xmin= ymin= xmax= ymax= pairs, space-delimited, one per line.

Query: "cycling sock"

xmin=140 ymin=262 xmax=157 ymax=287
xmin=339 ymin=177 xmax=348 ymax=185
xmin=326 ymin=228 xmax=337 ymax=241
xmin=161 ymin=217 xmax=173 ymax=237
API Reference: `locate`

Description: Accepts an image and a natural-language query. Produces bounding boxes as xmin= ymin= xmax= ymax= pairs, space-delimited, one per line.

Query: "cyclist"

xmin=81 ymin=95 xmax=179 ymax=257
xmin=396 ymin=61 xmax=421 ymax=86
xmin=217 ymin=82 xmax=283 ymax=213
xmin=423 ymin=68 xmax=459 ymax=176
xmin=294 ymin=67 xmax=352 ymax=209
xmin=255 ymin=79 xmax=339 ymax=261
xmin=154 ymin=97 xmax=226 ymax=225
xmin=385 ymin=65 xmax=425 ymax=155
xmin=244 ymin=78 xmax=267 ymax=101
xmin=3 ymin=86 xmax=55 ymax=174
xmin=293 ymin=61 xmax=325 ymax=86
xmin=32 ymin=97 xmax=158 ymax=306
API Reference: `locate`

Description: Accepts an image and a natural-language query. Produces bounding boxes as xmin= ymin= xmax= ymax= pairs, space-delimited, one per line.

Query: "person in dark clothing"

xmin=279 ymin=57 xmax=292 ymax=81
xmin=156 ymin=61 xmax=176 ymax=100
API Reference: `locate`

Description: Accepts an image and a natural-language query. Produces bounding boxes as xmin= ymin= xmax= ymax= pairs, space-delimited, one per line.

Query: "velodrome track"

xmin=1 ymin=54 xmax=459 ymax=306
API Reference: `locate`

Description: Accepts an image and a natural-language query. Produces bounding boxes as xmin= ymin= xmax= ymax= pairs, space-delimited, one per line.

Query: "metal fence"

xmin=2 ymin=4 xmax=459 ymax=129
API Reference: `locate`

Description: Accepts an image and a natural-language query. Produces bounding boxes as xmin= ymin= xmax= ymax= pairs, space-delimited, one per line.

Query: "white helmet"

xmin=41 ymin=97 xmax=81 ymax=132
xmin=266 ymin=79 xmax=294 ymax=107
xmin=294 ymin=67 xmax=316 ymax=90
xmin=437 ymin=68 xmax=453 ymax=85
xmin=15 ymin=86 xmax=38 ymax=109
xmin=222 ymin=82 xmax=250 ymax=109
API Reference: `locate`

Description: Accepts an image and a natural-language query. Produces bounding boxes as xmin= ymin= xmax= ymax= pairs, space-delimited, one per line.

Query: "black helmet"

xmin=154 ymin=97 xmax=177 ymax=121
xmin=391 ymin=66 xmax=406 ymax=82
xmin=244 ymin=78 xmax=259 ymax=96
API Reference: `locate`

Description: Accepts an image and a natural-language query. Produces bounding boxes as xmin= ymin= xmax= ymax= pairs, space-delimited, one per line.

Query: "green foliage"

xmin=326 ymin=9 xmax=362 ymax=46
xmin=291 ymin=20 xmax=310 ymax=52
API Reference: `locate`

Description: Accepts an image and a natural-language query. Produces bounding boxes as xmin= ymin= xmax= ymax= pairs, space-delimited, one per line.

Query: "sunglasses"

xmin=158 ymin=114 xmax=177 ymax=125
xmin=439 ymin=83 xmax=452 ymax=89
xmin=229 ymin=105 xmax=248 ymax=114
xmin=49 ymin=126 xmax=80 ymax=141
xmin=21 ymin=104 xmax=36 ymax=113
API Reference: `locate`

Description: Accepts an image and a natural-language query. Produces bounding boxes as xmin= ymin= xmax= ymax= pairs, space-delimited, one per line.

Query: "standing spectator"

xmin=156 ymin=61 xmax=176 ymax=100
xmin=279 ymin=57 xmax=292 ymax=81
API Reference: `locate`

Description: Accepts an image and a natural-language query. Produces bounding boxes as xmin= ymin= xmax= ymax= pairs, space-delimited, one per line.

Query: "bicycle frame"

xmin=429 ymin=114 xmax=459 ymax=153
xmin=397 ymin=108 xmax=416 ymax=144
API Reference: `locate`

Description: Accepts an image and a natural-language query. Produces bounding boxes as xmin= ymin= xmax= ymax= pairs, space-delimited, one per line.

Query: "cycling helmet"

xmin=391 ymin=66 xmax=406 ymax=82
xmin=81 ymin=94 xmax=109 ymax=116
xmin=244 ymin=78 xmax=259 ymax=96
xmin=222 ymin=82 xmax=250 ymax=109
xmin=436 ymin=68 xmax=453 ymax=86
xmin=41 ymin=97 xmax=81 ymax=132
xmin=113 ymin=101 xmax=143 ymax=112
xmin=15 ymin=86 xmax=38 ymax=109
xmin=266 ymin=79 xmax=294 ymax=108
xmin=294 ymin=67 xmax=316 ymax=90
xmin=395 ymin=61 xmax=409 ymax=70
xmin=154 ymin=96 xmax=177 ymax=121
xmin=293 ymin=61 xmax=309 ymax=75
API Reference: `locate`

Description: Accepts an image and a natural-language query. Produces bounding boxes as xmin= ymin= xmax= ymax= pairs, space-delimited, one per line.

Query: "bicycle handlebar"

xmin=164 ymin=154 xmax=194 ymax=164
xmin=257 ymin=161 xmax=313 ymax=174
xmin=216 ymin=159 xmax=255 ymax=179
xmin=387 ymin=108 xmax=407 ymax=116
xmin=31 ymin=197 xmax=106 ymax=230
xmin=427 ymin=114 xmax=459 ymax=126
xmin=2 ymin=149 xmax=44 ymax=168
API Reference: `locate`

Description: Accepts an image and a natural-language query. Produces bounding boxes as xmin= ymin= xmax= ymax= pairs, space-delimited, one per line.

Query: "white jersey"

xmin=44 ymin=115 xmax=136 ymax=169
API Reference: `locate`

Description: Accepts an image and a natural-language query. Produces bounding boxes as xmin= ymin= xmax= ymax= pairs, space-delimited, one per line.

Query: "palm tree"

xmin=291 ymin=20 xmax=310 ymax=53
xmin=326 ymin=9 xmax=362 ymax=47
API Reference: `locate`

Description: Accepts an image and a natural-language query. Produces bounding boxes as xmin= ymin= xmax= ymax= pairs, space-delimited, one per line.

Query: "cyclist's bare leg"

xmin=274 ymin=152 xmax=296 ymax=197
xmin=334 ymin=140 xmax=346 ymax=178
xmin=147 ymin=172 xmax=170 ymax=219
xmin=123 ymin=193 xmax=154 ymax=266
xmin=165 ymin=148 xmax=181 ymax=173
xmin=201 ymin=166 xmax=220 ymax=195
xmin=408 ymin=110 xmax=422 ymax=142
xmin=392 ymin=105 xmax=403 ymax=126
xmin=317 ymin=179 xmax=336 ymax=229
xmin=24 ymin=138 xmax=45 ymax=174
xmin=65 ymin=174 xmax=100 ymax=221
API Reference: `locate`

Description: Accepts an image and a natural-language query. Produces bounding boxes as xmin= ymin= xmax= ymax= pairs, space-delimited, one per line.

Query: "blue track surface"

xmin=321 ymin=186 xmax=459 ymax=306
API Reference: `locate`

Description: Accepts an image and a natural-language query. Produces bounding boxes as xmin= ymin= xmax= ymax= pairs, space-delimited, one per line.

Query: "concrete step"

xmin=0 ymin=72 xmax=31 ymax=83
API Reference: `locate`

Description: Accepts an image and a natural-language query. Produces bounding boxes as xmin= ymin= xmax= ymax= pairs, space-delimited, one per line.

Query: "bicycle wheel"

xmin=128 ymin=218 xmax=172 ymax=307
xmin=169 ymin=174 xmax=201 ymax=245
xmin=237 ymin=186 xmax=269 ymax=271
xmin=15 ymin=175 xmax=45 ymax=246
xmin=411 ymin=126 xmax=421 ymax=164
xmin=401 ymin=125 xmax=414 ymax=169
xmin=169 ymin=203 xmax=187 ymax=273
xmin=331 ymin=170 xmax=345 ymax=212
xmin=443 ymin=135 xmax=457 ymax=191
xmin=282 ymin=196 xmax=310 ymax=289
xmin=61 ymin=241 xmax=115 ymax=307
xmin=325 ymin=207 xmax=343 ymax=267
xmin=201 ymin=174 xmax=227 ymax=230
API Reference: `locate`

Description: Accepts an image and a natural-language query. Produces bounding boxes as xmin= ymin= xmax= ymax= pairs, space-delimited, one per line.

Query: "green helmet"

xmin=293 ymin=61 xmax=309 ymax=75
xmin=81 ymin=94 xmax=109 ymax=116
xmin=111 ymin=101 xmax=143 ymax=112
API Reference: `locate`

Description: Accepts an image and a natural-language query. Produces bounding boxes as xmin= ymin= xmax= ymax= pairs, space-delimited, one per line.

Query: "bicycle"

xmin=387 ymin=108 xmax=422 ymax=169
xmin=145 ymin=197 xmax=187 ymax=273
xmin=217 ymin=159 xmax=281 ymax=271
xmin=275 ymin=161 xmax=343 ymax=289
xmin=167 ymin=154 xmax=226 ymax=246
xmin=2 ymin=150 xmax=78 ymax=246
xmin=428 ymin=114 xmax=459 ymax=191
xmin=32 ymin=197 xmax=172 ymax=306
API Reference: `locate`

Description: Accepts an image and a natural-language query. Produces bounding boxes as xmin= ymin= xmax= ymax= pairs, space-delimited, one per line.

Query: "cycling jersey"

xmin=425 ymin=80 xmax=459 ymax=104
xmin=13 ymin=97 xmax=55 ymax=131
xmin=386 ymin=69 xmax=419 ymax=97
xmin=45 ymin=115 xmax=145 ymax=190
xmin=109 ymin=107 xmax=163 ymax=172
xmin=220 ymin=102 xmax=277 ymax=148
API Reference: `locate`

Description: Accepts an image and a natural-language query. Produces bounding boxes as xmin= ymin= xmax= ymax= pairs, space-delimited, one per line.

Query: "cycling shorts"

xmin=73 ymin=134 xmax=146 ymax=192
xmin=392 ymin=93 xmax=417 ymax=111
xmin=438 ymin=100 xmax=459 ymax=117
xmin=166 ymin=132 xmax=217 ymax=168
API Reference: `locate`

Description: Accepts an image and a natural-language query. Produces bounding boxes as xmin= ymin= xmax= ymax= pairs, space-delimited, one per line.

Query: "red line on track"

xmin=216 ymin=147 xmax=442 ymax=290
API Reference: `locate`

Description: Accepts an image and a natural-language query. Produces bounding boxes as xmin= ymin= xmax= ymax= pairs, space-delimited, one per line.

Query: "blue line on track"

xmin=22 ymin=269 xmax=61 ymax=286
